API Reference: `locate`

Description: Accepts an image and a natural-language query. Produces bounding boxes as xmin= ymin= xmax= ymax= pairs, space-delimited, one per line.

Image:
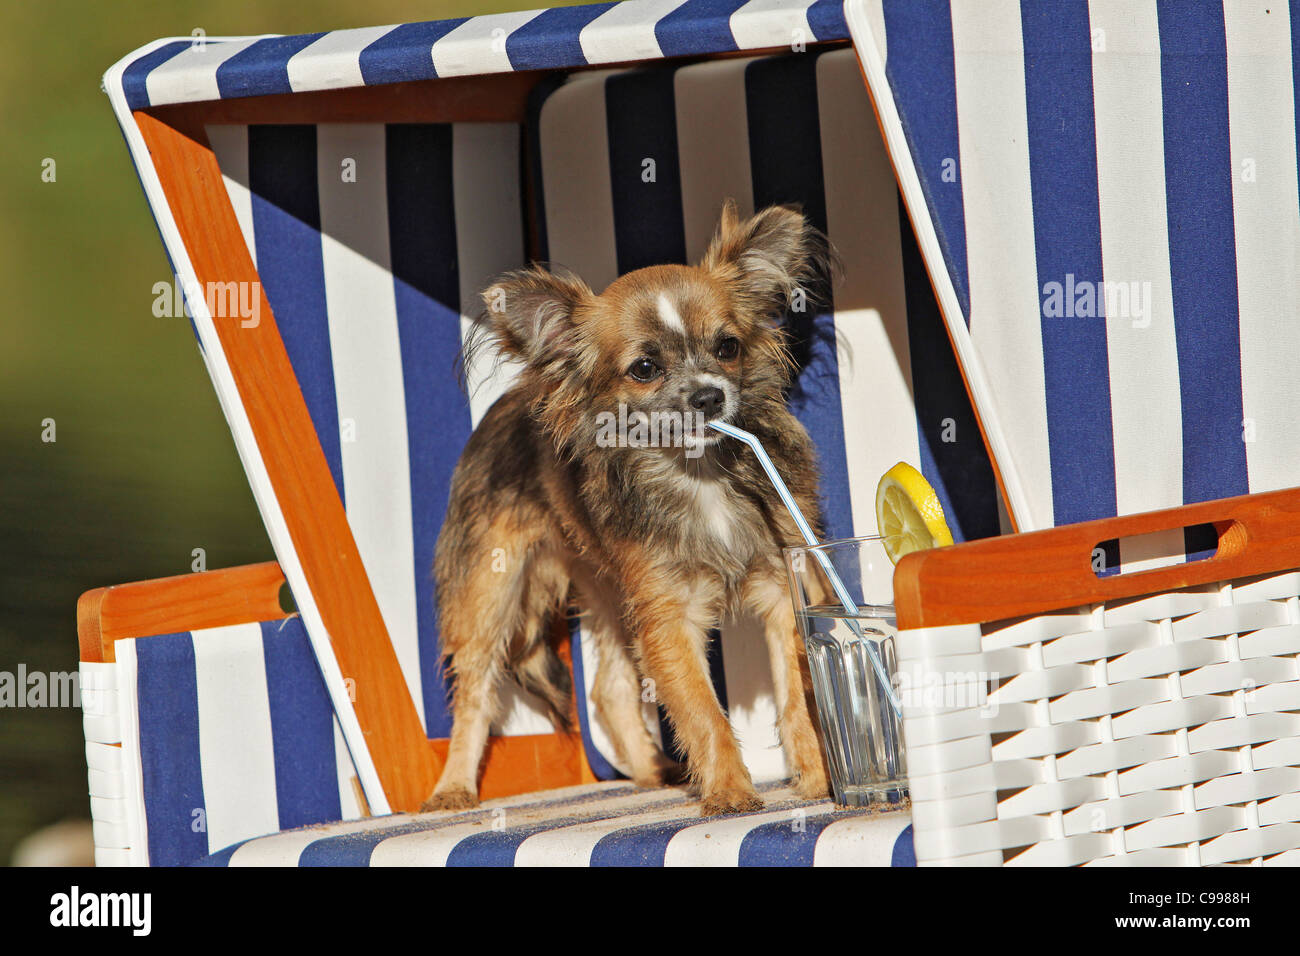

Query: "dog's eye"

xmin=627 ymin=357 xmax=661 ymax=382
xmin=715 ymin=337 xmax=740 ymax=361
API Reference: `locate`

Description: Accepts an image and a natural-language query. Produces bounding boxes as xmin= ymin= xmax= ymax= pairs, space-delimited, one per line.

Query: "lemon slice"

xmin=875 ymin=462 xmax=954 ymax=564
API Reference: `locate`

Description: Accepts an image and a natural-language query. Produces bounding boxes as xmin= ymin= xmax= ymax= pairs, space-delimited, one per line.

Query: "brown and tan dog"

xmin=425 ymin=201 xmax=830 ymax=815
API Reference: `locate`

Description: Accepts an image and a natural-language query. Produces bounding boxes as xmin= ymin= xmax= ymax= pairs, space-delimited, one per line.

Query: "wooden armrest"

xmin=78 ymin=562 xmax=288 ymax=663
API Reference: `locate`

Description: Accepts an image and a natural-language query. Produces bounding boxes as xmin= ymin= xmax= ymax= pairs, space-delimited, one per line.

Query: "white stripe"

xmin=513 ymin=792 xmax=703 ymax=866
xmin=579 ymin=0 xmax=687 ymax=64
xmin=287 ymin=26 xmax=400 ymax=92
xmin=671 ymin=55 xmax=784 ymax=781
xmin=191 ymin=624 xmax=281 ymax=854
xmin=812 ymin=811 xmax=912 ymax=865
xmin=719 ymin=615 xmax=788 ymax=782
xmin=111 ymin=641 xmax=150 ymax=866
xmin=729 ymin=0 xmax=814 ymax=50
xmin=206 ymin=125 xmax=256 ymax=269
xmin=539 ymin=73 xmax=620 ymax=291
xmin=1225 ymin=2 xmax=1300 ymax=494
xmin=452 ymin=123 xmax=526 ymax=425
xmin=430 ymin=11 xmax=546 ymax=77
xmin=144 ymin=36 xmax=267 ymax=106
xmin=1089 ymin=0 xmax=1185 ymax=572
xmin=229 ymin=812 xmax=417 ymax=866
xmin=333 ymin=718 xmax=365 ymax=820
xmin=951 ymin=0 xmax=1053 ymax=530
xmin=316 ymin=124 xmax=424 ymax=726
xmin=674 ymin=57 xmax=755 ymax=263
xmin=861 ymin=0 xmax=886 ymax=63
xmin=818 ymin=47 xmax=920 ymax=538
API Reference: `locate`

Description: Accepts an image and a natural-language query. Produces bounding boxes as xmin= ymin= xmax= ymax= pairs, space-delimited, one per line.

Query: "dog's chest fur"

xmin=632 ymin=454 xmax=771 ymax=577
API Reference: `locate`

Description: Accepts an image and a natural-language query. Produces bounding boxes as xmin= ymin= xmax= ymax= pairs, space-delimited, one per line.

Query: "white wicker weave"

xmin=898 ymin=570 xmax=1300 ymax=866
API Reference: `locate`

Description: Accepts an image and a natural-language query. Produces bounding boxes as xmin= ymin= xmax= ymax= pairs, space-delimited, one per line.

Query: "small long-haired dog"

xmin=425 ymin=201 xmax=830 ymax=815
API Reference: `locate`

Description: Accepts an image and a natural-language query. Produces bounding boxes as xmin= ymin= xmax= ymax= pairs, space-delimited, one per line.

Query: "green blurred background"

xmin=0 ymin=0 xmax=581 ymax=865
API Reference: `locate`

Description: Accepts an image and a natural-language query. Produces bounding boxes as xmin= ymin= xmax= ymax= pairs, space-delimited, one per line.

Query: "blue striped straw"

xmin=708 ymin=420 xmax=903 ymax=716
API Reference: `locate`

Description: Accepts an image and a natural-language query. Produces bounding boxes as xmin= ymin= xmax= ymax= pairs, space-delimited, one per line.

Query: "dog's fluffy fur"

xmin=425 ymin=201 xmax=831 ymax=815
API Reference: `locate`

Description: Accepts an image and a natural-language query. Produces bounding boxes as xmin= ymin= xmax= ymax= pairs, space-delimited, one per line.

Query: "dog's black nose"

xmin=688 ymin=386 xmax=726 ymax=419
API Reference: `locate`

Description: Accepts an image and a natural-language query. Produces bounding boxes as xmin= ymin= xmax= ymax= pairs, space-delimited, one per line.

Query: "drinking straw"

xmin=708 ymin=420 xmax=903 ymax=716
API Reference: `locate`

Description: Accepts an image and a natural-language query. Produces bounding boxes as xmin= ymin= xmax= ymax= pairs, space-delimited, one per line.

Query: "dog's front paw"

xmin=421 ymin=787 xmax=479 ymax=813
xmin=632 ymin=753 xmax=689 ymax=789
xmin=793 ymin=768 xmax=830 ymax=801
xmin=700 ymin=788 xmax=764 ymax=816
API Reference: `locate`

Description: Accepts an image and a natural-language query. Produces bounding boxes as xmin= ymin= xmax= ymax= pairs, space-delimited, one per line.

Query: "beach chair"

xmin=84 ymin=0 xmax=1300 ymax=867
xmin=83 ymin=0 xmax=1000 ymax=866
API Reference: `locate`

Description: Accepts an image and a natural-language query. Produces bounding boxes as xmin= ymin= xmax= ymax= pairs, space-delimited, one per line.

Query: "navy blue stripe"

xmin=248 ymin=125 xmax=346 ymax=502
xmin=122 ymin=40 xmax=190 ymax=110
xmin=807 ymin=0 xmax=851 ymax=39
xmin=569 ymin=621 xmax=623 ymax=780
xmin=745 ymin=53 xmax=854 ymax=541
xmin=897 ymin=195 xmax=999 ymax=542
xmin=1156 ymin=3 xmax=1249 ymax=506
xmin=1021 ymin=1 xmax=1118 ymax=527
xmin=527 ymin=75 xmax=568 ymax=265
xmin=135 ymin=634 xmax=209 ymax=866
xmin=604 ymin=68 xmax=687 ymax=272
xmin=882 ymin=0 xmax=970 ymax=321
xmin=298 ymin=821 xmax=435 ymax=866
xmin=357 ymin=20 xmax=469 ymax=86
xmin=654 ymin=0 xmax=747 ymax=58
xmin=385 ymin=123 xmax=468 ymax=737
xmin=737 ymin=812 xmax=838 ymax=865
xmin=506 ymin=4 xmax=617 ymax=70
xmin=590 ymin=816 xmax=704 ymax=866
xmin=214 ymin=34 xmax=326 ymax=99
xmin=1295 ymin=2 xmax=1300 ymax=230
xmin=892 ymin=823 xmax=916 ymax=866
xmin=260 ymin=619 xmax=342 ymax=830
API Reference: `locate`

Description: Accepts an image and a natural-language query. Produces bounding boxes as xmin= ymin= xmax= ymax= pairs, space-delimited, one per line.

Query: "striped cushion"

xmin=534 ymin=47 xmax=1001 ymax=780
xmin=198 ymin=782 xmax=915 ymax=866
xmin=110 ymin=620 xmax=365 ymax=867
xmin=855 ymin=0 xmax=1300 ymax=567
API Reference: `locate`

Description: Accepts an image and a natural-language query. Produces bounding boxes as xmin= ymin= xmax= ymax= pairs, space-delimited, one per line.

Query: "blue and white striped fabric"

xmin=112 ymin=619 xmax=365 ymax=867
xmin=535 ymin=47 xmax=1001 ymax=779
xmin=852 ymin=0 xmax=1300 ymax=569
xmin=113 ymin=0 xmax=851 ymax=111
xmin=198 ymin=781 xmax=914 ymax=866
xmin=209 ymin=121 xmax=559 ymax=741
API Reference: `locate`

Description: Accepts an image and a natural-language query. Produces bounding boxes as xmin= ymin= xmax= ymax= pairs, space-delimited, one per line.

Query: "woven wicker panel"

xmin=898 ymin=570 xmax=1300 ymax=866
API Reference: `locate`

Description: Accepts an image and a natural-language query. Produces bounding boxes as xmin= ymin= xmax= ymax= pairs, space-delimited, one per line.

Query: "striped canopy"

xmin=113 ymin=0 xmax=850 ymax=109
xmin=852 ymin=0 xmax=1300 ymax=562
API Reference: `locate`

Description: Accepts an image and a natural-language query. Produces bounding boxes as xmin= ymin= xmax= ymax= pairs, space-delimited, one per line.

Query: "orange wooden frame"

xmin=894 ymin=485 xmax=1300 ymax=630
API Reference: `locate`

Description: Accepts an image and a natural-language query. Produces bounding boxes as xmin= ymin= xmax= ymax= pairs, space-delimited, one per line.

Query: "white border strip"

xmin=102 ymin=41 xmax=390 ymax=816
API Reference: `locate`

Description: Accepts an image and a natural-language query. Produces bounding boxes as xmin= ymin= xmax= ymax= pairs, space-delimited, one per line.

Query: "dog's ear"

xmin=476 ymin=265 xmax=592 ymax=366
xmin=700 ymin=200 xmax=830 ymax=319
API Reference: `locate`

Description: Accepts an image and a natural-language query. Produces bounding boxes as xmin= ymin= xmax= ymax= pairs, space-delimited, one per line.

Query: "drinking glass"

xmin=784 ymin=535 xmax=907 ymax=807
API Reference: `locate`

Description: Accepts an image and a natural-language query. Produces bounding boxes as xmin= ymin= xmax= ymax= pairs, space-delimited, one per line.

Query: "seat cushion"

xmin=531 ymin=46 xmax=1002 ymax=782
xmin=198 ymin=782 xmax=915 ymax=866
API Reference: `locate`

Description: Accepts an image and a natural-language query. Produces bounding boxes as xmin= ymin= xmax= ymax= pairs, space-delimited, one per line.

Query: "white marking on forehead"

xmin=656 ymin=293 xmax=686 ymax=335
